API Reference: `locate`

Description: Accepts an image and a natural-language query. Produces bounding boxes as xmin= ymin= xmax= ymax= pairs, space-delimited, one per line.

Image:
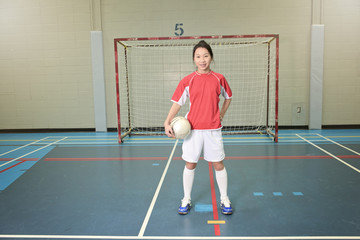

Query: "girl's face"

xmin=193 ymin=47 xmax=212 ymax=74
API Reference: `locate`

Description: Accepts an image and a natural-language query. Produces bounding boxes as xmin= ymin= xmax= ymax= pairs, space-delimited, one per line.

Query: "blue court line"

xmin=195 ymin=204 xmax=213 ymax=212
xmin=1 ymin=130 xmax=360 ymax=146
xmin=0 ymin=160 xmax=40 ymax=191
xmin=253 ymin=192 xmax=264 ymax=196
xmin=0 ymin=137 xmax=65 ymax=191
xmin=253 ymin=192 xmax=304 ymax=196
xmin=293 ymin=192 xmax=304 ymax=196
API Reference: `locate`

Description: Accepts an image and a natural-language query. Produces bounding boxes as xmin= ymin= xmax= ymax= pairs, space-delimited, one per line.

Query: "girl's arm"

xmin=164 ymin=102 xmax=181 ymax=138
xmin=220 ymin=98 xmax=232 ymax=121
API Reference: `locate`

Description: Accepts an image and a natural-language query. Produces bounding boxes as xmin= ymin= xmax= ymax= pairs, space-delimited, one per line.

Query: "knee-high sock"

xmin=183 ymin=166 xmax=195 ymax=200
xmin=215 ymin=167 xmax=228 ymax=200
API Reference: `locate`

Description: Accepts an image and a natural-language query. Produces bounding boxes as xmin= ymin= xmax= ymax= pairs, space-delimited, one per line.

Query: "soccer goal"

xmin=114 ymin=35 xmax=279 ymax=143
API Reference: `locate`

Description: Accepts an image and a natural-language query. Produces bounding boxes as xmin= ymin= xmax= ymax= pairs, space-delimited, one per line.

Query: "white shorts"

xmin=182 ymin=129 xmax=225 ymax=163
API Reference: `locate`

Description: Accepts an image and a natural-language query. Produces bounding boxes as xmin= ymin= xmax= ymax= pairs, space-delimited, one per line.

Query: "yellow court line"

xmin=207 ymin=220 xmax=226 ymax=224
xmin=0 ymin=139 xmax=47 ymax=142
xmin=0 ymin=139 xmax=118 ymax=142
xmin=1 ymin=135 xmax=360 ymax=142
xmin=115 ymin=135 xmax=360 ymax=140
xmin=54 ymin=139 xmax=118 ymax=141
xmin=65 ymin=136 xmax=360 ymax=141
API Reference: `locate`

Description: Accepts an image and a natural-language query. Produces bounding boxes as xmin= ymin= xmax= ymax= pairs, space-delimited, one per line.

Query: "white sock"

xmin=183 ymin=166 xmax=195 ymax=201
xmin=215 ymin=167 xmax=228 ymax=200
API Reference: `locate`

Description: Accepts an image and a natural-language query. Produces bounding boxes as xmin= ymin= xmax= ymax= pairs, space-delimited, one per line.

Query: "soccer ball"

xmin=170 ymin=116 xmax=191 ymax=139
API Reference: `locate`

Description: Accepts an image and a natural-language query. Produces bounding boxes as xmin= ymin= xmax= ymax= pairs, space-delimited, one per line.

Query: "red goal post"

xmin=114 ymin=35 xmax=279 ymax=143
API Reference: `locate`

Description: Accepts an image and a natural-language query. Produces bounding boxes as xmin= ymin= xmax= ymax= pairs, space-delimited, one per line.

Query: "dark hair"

xmin=192 ymin=40 xmax=213 ymax=59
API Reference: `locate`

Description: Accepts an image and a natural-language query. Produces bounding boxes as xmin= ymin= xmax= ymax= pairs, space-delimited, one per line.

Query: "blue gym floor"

xmin=0 ymin=129 xmax=360 ymax=240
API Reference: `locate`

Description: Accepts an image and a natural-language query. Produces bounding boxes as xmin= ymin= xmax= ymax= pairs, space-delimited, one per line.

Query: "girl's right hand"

xmin=164 ymin=123 xmax=175 ymax=138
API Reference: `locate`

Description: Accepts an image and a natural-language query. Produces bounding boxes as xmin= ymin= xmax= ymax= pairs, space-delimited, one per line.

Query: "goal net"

xmin=114 ymin=35 xmax=279 ymax=143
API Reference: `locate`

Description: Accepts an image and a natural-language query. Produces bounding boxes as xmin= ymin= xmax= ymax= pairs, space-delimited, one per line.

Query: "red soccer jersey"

xmin=171 ymin=71 xmax=232 ymax=130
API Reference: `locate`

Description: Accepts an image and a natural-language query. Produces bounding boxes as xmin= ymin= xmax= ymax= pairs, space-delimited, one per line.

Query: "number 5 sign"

xmin=175 ymin=23 xmax=184 ymax=36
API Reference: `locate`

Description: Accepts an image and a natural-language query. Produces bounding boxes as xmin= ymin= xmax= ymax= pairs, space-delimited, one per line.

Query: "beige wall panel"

xmin=323 ymin=0 xmax=360 ymax=125
xmin=0 ymin=0 xmax=93 ymax=129
xmin=0 ymin=0 xmax=359 ymax=129
xmin=102 ymin=0 xmax=312 ymax=127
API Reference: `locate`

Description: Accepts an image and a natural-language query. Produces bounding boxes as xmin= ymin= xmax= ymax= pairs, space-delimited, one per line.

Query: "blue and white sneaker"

xmin=220 ymin=197 xmax=233 ymax=215
xmin=178 ymin=199 xmax=191 ymax=215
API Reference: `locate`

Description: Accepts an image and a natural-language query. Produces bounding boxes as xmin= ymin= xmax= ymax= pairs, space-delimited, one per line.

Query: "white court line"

xmin=0 ymin=137 xmax=49 ymax=157
xmin=0 ymin=234 xmax=360 ymax=239
xmin=316 ymin=134 xmax=360 ymax=156
xmin=0 ymin=137 xmax=68 ymax=168
xmin=50 ymin=142 xmax=119 ymax=145
xmin=138 ymin=138 xmax=179 ymax=237
xmin=296 ymin=134 xmax=360 ymax=174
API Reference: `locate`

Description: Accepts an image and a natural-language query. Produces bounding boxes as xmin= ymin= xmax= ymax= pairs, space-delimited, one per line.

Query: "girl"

xmin=164 ymin=40 xmax=233 ymax=215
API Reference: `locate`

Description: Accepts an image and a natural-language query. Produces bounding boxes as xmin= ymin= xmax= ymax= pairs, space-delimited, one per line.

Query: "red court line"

xmin=227 ymin=156 xmax=330 ymax=160
xmin=0 ymin=158 xmax=39 ymax=161
xmin=208 ymin=162 xmax=221 ymax=236
xmin=226 ymin=155 xmax=360 ymax=160
xmin=43 ymin=155 xmax=360 ymax=161
xmin=0 ymin=160 xmax=26 ymax=173
xmin=44 ymin=157 xmax=172 ymax=161
xmin=338 ymin=155 xmax=360 ymax=158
